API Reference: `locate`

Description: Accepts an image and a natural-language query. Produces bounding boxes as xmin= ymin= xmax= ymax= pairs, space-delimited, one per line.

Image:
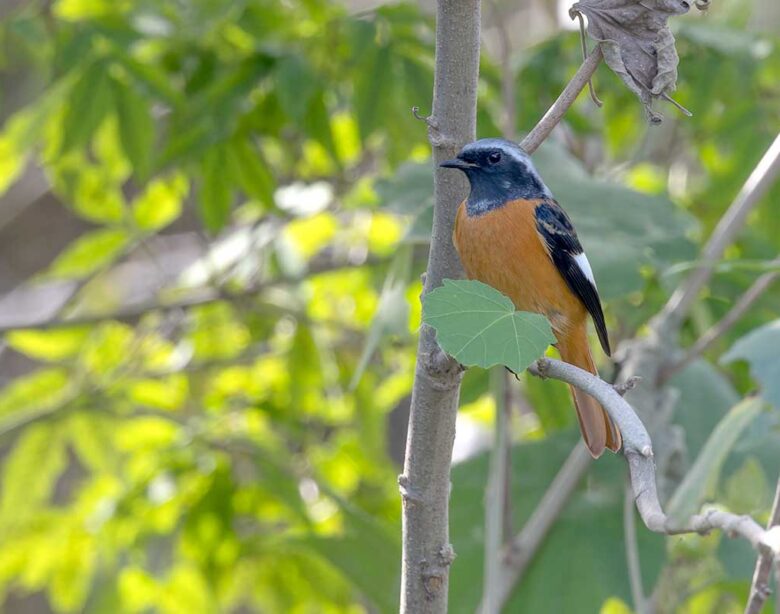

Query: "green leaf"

xmin=60 ymin=61 xmax=112 ymax=154
xmin=46 ymin=228 xmax=130 ymax=280
xmin=350 ymin=247 xmax=412 ymax=389
xmin=276 ymin=55 xmax=317 ymax=123
xmin=226 ymin=138 xmax=275 ymax=207
xmin=132 ymin=174 xmax=188 ymax=231
xmin=354 ymin=44 xmax=392 ymax=141
xmin=422 ymin=279 xmax=555 ymax=373
xmin=666 ymin=398 xmax=764 ymax=525
xmin=449 ymin=432 xmax=665 ymax=612
xmin=198 ymin=148 xmax=233 ymax=233
xmin=721 ymin=319 xmax=780 ymax=408
xmin=303 ymin=503 xmax=399 ymax=614
xmin=0 ymin=422 xmax=67 ymax=525
xmin=668 ymin=358 xmax=740 ymax=459
xmin=0 ymin=368 xmax=72 ymax=420
xmin=6 ymin=327 xmax=90 ymax=362
xmin=112 ymin=77 xmax=155 ymax=179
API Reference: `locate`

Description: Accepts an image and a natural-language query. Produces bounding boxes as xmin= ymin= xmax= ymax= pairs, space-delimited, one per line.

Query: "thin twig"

xmin=483 ymin=443 xmax=593 ymax=611
xmin=662 ymin=270 xmax=779 ymax=382
xmin=519 ymin=47 xmax=603 ymax=155
xmin=745 ymin=478 xmax=780 ymax=614
xmin=657 ymin=132 xmax=780 ymax=334
xmin=574 ymin=12 xmax=602 ymax=107
xmin=482 ymin=367 xmax=510 ymax=614
xmin=0 ymin=258 xmax=379 ymax=333
xmin=625 ymin=479 xmax=648 ymax=614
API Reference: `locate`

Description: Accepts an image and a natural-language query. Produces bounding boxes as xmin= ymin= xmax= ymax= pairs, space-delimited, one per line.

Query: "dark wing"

xmin=534 ymin=200 xmax=611 ymax=356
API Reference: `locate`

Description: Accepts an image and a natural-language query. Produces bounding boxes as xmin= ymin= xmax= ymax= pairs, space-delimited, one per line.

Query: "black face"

xmin=440 ymin=139 xmax=550 ymax=215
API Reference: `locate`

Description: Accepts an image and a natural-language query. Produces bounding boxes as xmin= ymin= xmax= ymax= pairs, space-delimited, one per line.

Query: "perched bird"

xmin=441 ymin=138 xmax=621 ymax=458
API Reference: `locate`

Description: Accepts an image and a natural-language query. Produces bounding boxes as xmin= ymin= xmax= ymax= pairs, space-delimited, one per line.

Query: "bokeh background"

xmin=0 ymin=0 xmax=779 ymax=612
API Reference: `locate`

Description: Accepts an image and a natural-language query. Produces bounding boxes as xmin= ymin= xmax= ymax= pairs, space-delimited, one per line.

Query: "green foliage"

xmin=666 ymin=398 xmax=764 ymax=524
xmin=449 ymin=433 xmax=664 ymax=613
xmin=722 ymin=319 xmax=780 ymax=408
xmin=0 ymin=0 xmax=778 ymax=612
xmin=423 ymin=280 xmax=555 ymax=373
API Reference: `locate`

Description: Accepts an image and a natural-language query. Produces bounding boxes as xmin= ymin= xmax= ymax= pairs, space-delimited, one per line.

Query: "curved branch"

xmin=519 ymin=47 xmax=603 ymax=155
xmin=529 ymin=358 xmax=780 ymax=557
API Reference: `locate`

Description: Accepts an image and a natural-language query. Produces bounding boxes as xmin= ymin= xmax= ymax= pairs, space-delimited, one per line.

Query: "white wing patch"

xmin=573 ymin=253 xmax=596 ymax=286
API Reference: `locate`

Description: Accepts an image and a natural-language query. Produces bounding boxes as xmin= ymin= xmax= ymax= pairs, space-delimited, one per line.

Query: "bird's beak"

xmin=439 ymin=158 xmax=475 ymax=170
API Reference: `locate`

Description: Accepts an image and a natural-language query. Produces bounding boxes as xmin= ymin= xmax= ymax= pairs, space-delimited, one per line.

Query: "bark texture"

xmin=399 ymin=1 xmax=481 ymax=612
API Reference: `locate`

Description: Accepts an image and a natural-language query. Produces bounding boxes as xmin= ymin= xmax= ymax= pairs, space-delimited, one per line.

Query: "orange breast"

xmin=453 ymin=198 xmax=586 ymax=336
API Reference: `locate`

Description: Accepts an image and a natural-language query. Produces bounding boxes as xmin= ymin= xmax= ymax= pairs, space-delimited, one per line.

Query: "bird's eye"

xmin=487 ymin=151 xmax=502 ymax=165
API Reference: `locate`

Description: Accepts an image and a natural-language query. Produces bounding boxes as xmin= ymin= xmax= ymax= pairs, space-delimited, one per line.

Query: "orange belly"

xmin=453 ymin=198 xmax=586 ymax=338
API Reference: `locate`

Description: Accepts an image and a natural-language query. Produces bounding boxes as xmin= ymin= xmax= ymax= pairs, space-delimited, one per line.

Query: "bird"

xmin=441 ymin=138 xmax=621 ymax=458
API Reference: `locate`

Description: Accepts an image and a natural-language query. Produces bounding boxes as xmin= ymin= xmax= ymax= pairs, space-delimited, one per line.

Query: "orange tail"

xmin=557 ymin=328 xmax=622 ymax=458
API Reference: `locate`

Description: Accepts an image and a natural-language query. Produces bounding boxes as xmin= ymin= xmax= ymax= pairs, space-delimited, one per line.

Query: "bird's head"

xmin=440 ymin=138 xmax=551 ymax=215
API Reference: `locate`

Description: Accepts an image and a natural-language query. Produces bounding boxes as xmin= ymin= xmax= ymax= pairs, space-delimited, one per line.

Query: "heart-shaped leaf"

xmin=422 ymin=279 xmax=555 ymax=373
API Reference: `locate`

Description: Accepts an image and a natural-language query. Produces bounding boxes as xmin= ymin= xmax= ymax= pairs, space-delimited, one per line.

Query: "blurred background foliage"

xmin=0 ymin=0 xmax=778 ymax=612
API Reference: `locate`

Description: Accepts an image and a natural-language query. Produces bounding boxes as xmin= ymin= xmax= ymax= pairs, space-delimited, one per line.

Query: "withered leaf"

xmin=570 ymin=0 xmax=695 ymax=124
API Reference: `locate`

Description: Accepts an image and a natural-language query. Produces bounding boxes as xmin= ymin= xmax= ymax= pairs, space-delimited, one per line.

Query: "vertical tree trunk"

xmin=399 ymin=1 xmax=481 ymax=612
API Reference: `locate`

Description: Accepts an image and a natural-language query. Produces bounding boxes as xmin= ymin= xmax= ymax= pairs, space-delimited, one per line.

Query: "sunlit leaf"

xmin=132 ymin=174 xmax=188 ymax=231
xmin=422 ymin=279 xmax=555 ymax=373
xmin=46 ymin=229 xmax=130 ymax=280
xmin=0 ymin=423 xmax=67 ymax=524
xmin=0 ymin=368 xmax=72 ymax=420
xmin=6 ymin=327 xmax=90 ymax=362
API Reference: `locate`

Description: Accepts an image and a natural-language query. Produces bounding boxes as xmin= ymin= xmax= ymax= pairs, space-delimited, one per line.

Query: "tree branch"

xmin=529 ymin=358 xmax=780 ymax=557
xmin=657 ymin=132 xmax=780 ymax=335
xmin=482 ymin=367 xmax=510 ymax=614
xmin=399 ymin=0 xmax=480 ymax=611
xmin=0 ymin=258 xmax=378 ymax=333
xmin=625 ymin=479 xmax=648 ymax=614
xmin=745 ymin=478 xmax=780 ymax=614
xmin=662 ymin=269 xmax=779 ymax=382
xmin=519 ymin=47 xmax=603 ymax=155
xmin=482 ymin=442 xmax=592 ymax=611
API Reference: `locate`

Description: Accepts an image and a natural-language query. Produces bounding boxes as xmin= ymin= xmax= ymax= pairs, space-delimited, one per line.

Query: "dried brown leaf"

xmin=570 ymin=0 xmax=696 ymax=123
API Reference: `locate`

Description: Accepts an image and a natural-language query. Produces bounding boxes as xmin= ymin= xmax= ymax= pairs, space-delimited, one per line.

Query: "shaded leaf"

xmin=276 ymin=55 xmax=318 ymax=123
xmin=61 ymin=61 xmax=112 ymax=153
xmin=449 ymin=431 xmax=665 ymax=612
xmin=354 ymin=44 xmax=392 ymax=141
xmin=112 ymin=76 xmax=155 ymax=179
xmin=722 ymin=319 xmax=780 ymax=408
xmin=666 ymin=398 xmax=764 ymax=525
xmin=422 ymin=279 xmax=555 ymax=373
xmin=226 ymin=138 xmax=275 ymax=207
xmin=198 ymin=148 xmax=233 ymax=233
xmin=303 ymin=502 xmax=399 ymax=614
